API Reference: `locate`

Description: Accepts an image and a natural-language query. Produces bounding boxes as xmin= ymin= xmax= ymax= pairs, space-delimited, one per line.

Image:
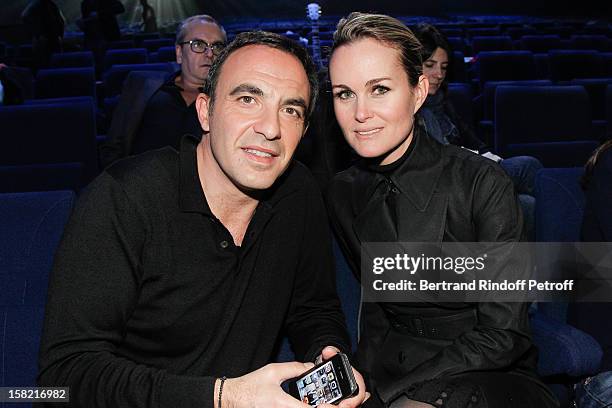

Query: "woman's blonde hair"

xmin=331 ymin=12 xmax=423 ymax=87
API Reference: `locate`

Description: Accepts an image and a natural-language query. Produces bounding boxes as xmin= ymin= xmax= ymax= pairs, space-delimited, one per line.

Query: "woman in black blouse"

xmin=326 ymin=12 xmax=558 ymax=408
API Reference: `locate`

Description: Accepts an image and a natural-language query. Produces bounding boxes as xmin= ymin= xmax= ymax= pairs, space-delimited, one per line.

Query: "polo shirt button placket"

xmin=220 ymin=240 xmax=229 ymax=249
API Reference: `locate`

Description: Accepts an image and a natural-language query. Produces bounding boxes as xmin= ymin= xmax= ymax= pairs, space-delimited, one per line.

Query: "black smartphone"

xmin=288 ymin=353 xmax=359 ymax=406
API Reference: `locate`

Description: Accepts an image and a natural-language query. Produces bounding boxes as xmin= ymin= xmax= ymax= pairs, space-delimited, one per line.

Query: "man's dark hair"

xmin=203 ymin=31 xmax=318 ymax=125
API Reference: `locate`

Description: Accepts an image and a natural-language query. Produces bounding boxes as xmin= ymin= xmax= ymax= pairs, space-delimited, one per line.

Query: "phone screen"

xmin=295 ymin=359 xmax=343 ymax=405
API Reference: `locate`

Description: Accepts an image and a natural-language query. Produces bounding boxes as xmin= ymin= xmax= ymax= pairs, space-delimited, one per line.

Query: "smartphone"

xmin=288 ymin=353 xmax=359 ymax=406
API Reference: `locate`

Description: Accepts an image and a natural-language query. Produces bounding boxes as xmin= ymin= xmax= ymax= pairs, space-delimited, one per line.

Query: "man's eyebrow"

xmin=229 ymin=84 xmax=264 ymax=96
xmin=283 ymin=97 xmax=308 ymax=111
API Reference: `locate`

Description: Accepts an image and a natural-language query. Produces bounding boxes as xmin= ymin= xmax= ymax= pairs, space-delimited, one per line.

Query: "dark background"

xmin=1 ymin=0 xmax=610 ymax=28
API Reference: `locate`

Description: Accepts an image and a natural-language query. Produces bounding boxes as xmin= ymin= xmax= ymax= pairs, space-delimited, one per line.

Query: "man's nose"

xmin=253 ymin=107 xmax=281 ymax=140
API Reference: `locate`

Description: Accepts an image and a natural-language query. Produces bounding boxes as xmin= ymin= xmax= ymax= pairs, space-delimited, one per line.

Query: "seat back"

xmin=0 ymin=191 xmax=74 ymax=389
xmin=494 ymin=85 xmax=597 ymax=166
xmin=0 ymin=99 xmax=98 ymax=182
xmin=35 ymin=68 xmax=96 ymax=99
xmin=102 ymin=62 xmax=175 ymax=97
xmin=477 ymin=51 xmax=537 ymax=86
xmin=49 ymin=51 xmax=95 ymax=68
xmin=548 ymin=50 xmax=604 ymax=82
xmin=103 ymin=48 xmax=148 ymax=71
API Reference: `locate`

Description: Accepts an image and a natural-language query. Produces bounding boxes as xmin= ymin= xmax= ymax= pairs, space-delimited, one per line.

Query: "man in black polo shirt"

xmin=38 ymin=31 xmax=367 ymax=408
xmin=100 ymin=15 xmax=227 ymax=168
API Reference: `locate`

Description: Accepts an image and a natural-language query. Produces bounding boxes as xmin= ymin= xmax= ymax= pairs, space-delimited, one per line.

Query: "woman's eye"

xmin=373 ymin=86 xmax=390 ymax=95
xmin=334 ymin=90 xmax=353 ymax=100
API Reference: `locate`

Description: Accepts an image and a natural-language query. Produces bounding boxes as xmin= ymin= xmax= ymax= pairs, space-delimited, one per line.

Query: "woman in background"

xmin=414 ymin=24 xmax=542 ymax=240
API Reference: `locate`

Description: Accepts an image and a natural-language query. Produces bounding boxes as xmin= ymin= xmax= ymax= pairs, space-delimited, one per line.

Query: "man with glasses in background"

xmin=100 ymin=15 xmax=226 ymax=167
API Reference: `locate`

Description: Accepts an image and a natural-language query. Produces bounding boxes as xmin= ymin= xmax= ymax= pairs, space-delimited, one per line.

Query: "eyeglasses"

xmin=179 ymin=39 xmax=225 ymax=56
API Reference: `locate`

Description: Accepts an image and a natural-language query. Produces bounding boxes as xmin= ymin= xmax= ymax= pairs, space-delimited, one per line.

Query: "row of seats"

xmin=448 ymin=34 xmax=612 ymax=55
xmin=1 ymin=84 xmax=610 ymax=193
xmin=1 ymin=168 xmax=601 ymax=407
xmin=48 ymin=46 xmax=180 ymax=70
xmin=449 ymin=50 xmax=612 ymax=85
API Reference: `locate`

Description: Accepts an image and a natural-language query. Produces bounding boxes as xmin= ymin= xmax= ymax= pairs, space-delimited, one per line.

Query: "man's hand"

xmin=220 ymin=361 xmax=314 ymax=408
xmin=316 ymin=346 xmax=369 ymax=408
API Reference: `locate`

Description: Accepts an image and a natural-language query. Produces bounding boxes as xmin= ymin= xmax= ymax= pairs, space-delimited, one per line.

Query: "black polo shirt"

xmin=39 ymin=135 xmax=350 ymax=408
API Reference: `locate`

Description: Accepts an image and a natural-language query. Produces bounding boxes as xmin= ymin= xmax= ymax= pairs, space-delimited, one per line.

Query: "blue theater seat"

xmin=447 ymin=82 xmax=474 ymax=127
xmin=103 ymin=48 xmax=148 ymax=72
xmin=569 ymin=35 xmax=610 ymax=52
xmin=35 ymin=67 xmax=96 ymax=99
xmin=49 ymin=51 xmax=95 ymax=68
xmin=446 ymin=36 xmax=466 ymax=54
xmin=471 ymin=35 xmax=514 ymax=54
xmin=480 ymin=79 xmax=553 ymax=121
xmin=142 ymin=38 xmax=175 ymax=53
xmin=154 ymin=46 xmax=177 ymax=63
xmin=102 ymin=62 xmax=175 ymax=97
xmin=0 ymin=191 xmax=75 ymax=394
xmin=476 ymin=51 xmax=537 ymax=87
xmin=520 ymin=35 xmax=563 ymax=53
xmin=506 ymin=27 xmax=537 ymax=40
xmin=466 ymin=27 xmax=501 ymax=38
xmin=494 ymin=85 xmax=598 ymax=167
xmin=0 ymin=162 xmax=84 ymax=193
xmin=0 ymin=99 xmax=98 ymax=183
xmin=569 ymin=78 xmax=612 ymax=141
xmin=607 ymin=84 xmax=612 ymax=141
xmin=105 ymin=39 xmax=136 ymax=50
xmin=448 ymin=50 xmax=468 ymax=83
xmin=548 ymin=50 xmax=604 ymax=82
xmin=533 ymin=167 xmax=604 ymax=406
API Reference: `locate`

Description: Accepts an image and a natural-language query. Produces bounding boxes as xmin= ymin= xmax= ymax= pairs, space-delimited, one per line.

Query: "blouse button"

xmin=220 ymin=240 xmax=229 ymax=249
xmin=391 ymin=187 xmax=399 ymax=194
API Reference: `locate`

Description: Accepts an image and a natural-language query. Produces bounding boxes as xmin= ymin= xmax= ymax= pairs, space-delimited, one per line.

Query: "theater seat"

xmin=476 ymin=51 xmax=537 ymax=87
xmin=35 ymin=67 xmax=96 ymax=99
xmin=0 ymin=191 xmax=74 ymax=392
xmin=494 ymin=85 xmax=598 ymax=166
xmin=0 ymin=99 xmax=98 ymax=183
xmin=447 ymin=82 xmax=474 ymax=127
xmin=102 ymin=62 xmax=175 ymax=97
xmin=471 ymin=35 xmax=514 ymax=54
xmin=154 ymin=46 xmax=177 ymax=63
xmin=607 ymin=84 xmax=612 ymax=141
xmin=532 ymin=168 xmax=603 ymax=406
xmin=520 ymin=35 xmax=563 ymax=53
xmin=49 ymin=51 xmax=95 ymax=68
xmin=548 ymin=50 xmax=604 ymax=82
xmin=103 ymin=48 xmax=148 ymax=72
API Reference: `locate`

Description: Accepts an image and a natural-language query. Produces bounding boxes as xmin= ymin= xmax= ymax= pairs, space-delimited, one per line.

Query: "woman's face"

xmin=329 ymin=38 xmax=428 ymax=165
xmin=422 ymin=47 xmax=449 ymax=95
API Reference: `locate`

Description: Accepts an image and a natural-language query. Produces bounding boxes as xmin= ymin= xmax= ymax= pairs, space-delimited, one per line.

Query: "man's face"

xmin=176 ymin=21 xmax=225 ymax=83
xmin=197 ymin=44 xmax=310 ymax=191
